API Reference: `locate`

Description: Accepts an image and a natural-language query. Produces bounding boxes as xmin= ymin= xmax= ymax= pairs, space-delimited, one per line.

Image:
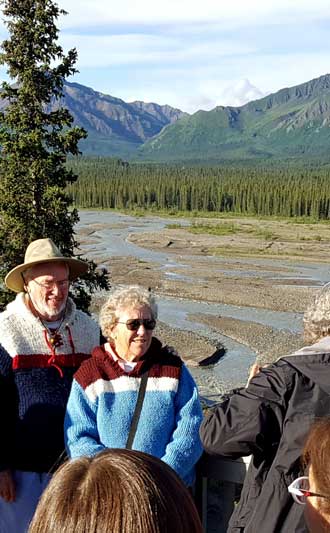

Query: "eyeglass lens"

xmin=126 ymin=319 xmax=156 ymax=331
xmin=33 ymin=279 xmax=69 ymax=290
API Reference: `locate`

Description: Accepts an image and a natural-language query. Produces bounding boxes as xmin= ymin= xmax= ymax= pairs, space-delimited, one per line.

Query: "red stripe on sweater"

xmin=75 ymin=345 xmax=182 ymax=391
xmin=148 ymin=365 xmax=181 ymax=379
xmin=12 ymin=353 xmax=91 ymax=370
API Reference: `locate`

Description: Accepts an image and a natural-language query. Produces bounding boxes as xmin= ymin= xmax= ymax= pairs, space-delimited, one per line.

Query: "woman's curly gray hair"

xmin=100 ymin=285 xmax=158 ymax=340
xmin=303 ymin=283 xmax=330 ymax=344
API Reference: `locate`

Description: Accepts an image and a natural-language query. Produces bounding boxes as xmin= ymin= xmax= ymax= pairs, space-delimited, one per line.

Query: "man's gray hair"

xmin=304 ymin=283 xmax=330 ymax=344
xmin=100 ymin=285 xmax=158 ymax=340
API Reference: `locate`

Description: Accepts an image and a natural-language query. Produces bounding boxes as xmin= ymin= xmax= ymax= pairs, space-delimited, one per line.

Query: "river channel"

xmin=77 ymin=210 xmax=325 ymax=400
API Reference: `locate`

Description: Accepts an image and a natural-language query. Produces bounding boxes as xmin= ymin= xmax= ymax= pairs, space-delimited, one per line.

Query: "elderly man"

xmin=0 ymin=238 xmax=100 ymax=533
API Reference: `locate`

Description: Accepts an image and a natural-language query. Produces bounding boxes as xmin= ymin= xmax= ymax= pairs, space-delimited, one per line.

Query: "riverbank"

xmin=78 ymin=211 xmax=326 ymax=395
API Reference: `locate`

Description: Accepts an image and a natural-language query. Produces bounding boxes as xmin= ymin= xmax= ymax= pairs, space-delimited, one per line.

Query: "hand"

xmin=246 ymin=363 xmax=262 ymax=386
xmin=0 ymin=469 xmax=15 ymax=502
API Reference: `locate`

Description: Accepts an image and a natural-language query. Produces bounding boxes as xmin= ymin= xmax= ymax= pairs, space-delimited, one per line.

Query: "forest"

xmin=66 ymin=157 xmax=330 ymax=220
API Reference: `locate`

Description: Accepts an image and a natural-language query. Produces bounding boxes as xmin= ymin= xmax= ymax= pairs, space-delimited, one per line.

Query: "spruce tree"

xmin=0 ymin=0 xmax=109 ymax=310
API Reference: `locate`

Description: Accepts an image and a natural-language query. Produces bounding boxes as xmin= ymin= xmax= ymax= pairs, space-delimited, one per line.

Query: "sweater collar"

xmin=291 ymin=336 xmax=330 ymax=356
xmin=93 ymin=337 xmax=165 ymax=376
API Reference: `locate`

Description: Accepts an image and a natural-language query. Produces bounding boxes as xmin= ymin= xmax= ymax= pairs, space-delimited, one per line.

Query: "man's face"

xmin=25 ymin=262 xmax=70 ymax=321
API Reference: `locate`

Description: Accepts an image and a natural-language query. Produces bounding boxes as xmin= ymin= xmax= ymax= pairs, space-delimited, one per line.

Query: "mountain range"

xmin=6 ymin=75 xmax=330 ymax=163
xmin=138 ymin=73 xmax=330 ymax=164
xmin=61 ymin=82 xmax=187 ymax=157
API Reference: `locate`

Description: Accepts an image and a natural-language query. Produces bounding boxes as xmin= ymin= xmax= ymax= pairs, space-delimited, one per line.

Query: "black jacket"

xmin=200 ymin=349 xmax=330 ymax=532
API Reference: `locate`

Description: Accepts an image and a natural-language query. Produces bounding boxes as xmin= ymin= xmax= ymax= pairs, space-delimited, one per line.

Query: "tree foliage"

xmin=0 ymin=0 xmax=109 ymax=310
xmin=67 ymin=157 xmax=330 ymax=220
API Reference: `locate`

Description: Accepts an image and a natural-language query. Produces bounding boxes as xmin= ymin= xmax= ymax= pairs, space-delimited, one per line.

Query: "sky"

xmin=1 ymin=0 xmax=330 ymax=113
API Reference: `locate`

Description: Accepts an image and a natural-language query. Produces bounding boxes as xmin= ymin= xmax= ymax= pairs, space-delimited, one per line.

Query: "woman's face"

xmin=112 ymin=305 xmax=154 ymax=362
xmin=305 ymin=466 xmax=330 ymax=533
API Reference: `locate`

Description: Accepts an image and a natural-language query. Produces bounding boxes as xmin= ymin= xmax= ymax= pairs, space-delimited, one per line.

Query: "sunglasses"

xmin=288 ymin=476 xmax=329 ymax=505
xmin=116 ymin=318 xmax=156 ymax=331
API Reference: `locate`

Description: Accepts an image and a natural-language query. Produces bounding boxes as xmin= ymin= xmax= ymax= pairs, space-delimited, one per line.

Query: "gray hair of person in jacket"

xmin=303 ymin=283 xmax=330 ymax=344
xmin=28 ymin=448 xmax=203 ymax=533
xmin=249 ymin=282 xmax=330 ymax=386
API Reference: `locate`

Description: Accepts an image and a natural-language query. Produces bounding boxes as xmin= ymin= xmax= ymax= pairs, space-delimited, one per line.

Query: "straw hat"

xmin=5 ymin=238 xmax=88 ymax=292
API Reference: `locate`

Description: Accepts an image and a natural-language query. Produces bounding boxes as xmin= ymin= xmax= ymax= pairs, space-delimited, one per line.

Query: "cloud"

xmin=0 ymin=0 xmax=329 ymax=114
xmin=167 ymin=79 xmax=265 ymax=113
xmin=61 ymin=34 xmax=177 ymax=67
xmin=58 ymin=0 xmax=330 ymax=28
xmin=61 ymin=31 xmax=257 ymax=69
xmin=70 ymin=42 xmax=330 ymax=113
xmin=217 ymin=79 xmax=265 ymax=107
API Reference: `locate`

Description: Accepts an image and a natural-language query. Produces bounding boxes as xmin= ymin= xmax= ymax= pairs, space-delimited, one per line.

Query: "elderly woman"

xmin=200 ymin=282 xmax=330 ymax=532
xmin=64 ymin=286 xmax=203 ymax=486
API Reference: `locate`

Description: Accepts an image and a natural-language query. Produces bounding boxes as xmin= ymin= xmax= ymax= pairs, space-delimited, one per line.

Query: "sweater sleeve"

xmin=200 ymin=363 xmax=288 ymax=459
xmin=161 ymin=365 xmax=203 ymax=484
xmin=0 ymin=344 xmax=16 ymax=471
xmin=64 ymin=379 xmax=106 ymax=458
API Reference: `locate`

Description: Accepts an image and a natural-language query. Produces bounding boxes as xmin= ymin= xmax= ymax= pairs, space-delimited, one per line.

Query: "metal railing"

xmin=195 ymin=454 xmax=251 ymax=532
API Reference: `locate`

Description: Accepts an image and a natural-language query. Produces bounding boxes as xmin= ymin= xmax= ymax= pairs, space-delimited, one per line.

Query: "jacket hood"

xmin=280 ymin=336 xmax=330 ymax=394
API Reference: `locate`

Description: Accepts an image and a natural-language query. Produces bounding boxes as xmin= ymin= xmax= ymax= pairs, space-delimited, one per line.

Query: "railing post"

xmin=195 ymin=453 xmax=251 ymax=532
xmin=195 ymin=460 xmax=208 ymax=531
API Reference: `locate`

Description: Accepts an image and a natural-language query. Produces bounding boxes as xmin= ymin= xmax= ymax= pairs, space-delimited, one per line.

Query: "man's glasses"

xmin=116 ymin=318 xmax=156 ymax=331
xmin=288 ymin=476 xmax=329 ymax=505
xmin=31 ymin=278 xmax=70 ymax=290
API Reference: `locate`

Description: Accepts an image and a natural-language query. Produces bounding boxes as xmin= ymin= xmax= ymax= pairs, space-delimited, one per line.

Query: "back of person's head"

xmin=28 ymin=449 xmax=202 ymax=533
xmin=302 ymin=418 xmax=330 ymax=532
xmin=303 ymin=283 xmax=330 ymax=344
xmin=303 ymin=418 xmax=330 ymax=515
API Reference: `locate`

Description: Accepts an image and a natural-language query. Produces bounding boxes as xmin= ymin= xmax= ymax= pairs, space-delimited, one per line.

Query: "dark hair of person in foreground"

xmin=28 ymin=448 xmax=203 ymax=533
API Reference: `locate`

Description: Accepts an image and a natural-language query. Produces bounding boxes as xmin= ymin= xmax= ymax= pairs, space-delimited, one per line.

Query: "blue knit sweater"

xmin=65 ymin=339 xmax=203 ymax=485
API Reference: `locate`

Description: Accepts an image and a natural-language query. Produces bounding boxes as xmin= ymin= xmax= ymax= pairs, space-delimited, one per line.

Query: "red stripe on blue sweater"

xmin=12 ymin=353 xmax=91 ymax=370
xmin=76 ymin=347 xmax=182 ymax=391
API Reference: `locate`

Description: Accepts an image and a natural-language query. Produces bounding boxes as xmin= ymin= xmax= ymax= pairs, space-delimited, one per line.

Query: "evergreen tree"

xmin=0 ymin=0 xmax=109 ymax=310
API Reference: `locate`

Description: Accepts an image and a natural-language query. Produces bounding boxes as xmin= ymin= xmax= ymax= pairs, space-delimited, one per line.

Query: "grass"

xmin=209 ymin=245 xmax=303 ymax=259
xmin=284 ymin=216 xmax=324 ymax=225
xmin=210 ymin=246 xmax=265 ymax=257
xmin=252 ymin=228 xmax=278 ymax=241
xmin=76 ymin=205 xmax=328 ymax=224
xmin=166 ymin=223 xmax=184 ymax=229
xmin=166 ymin=221 xmax=327 ymax=243
xmin=188 ymin=222 xmax=239 ymax=236
xmin=181 ymin=222 xmax=279 ymax=240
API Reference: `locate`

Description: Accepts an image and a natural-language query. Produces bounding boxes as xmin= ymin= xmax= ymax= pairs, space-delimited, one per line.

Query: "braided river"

xmin=77 ymin=210 xmax=328 ymax=401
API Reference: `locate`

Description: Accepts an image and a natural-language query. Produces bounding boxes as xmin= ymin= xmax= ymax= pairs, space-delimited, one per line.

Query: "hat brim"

xmin=5 ymin=257 xmax=88 ymax=293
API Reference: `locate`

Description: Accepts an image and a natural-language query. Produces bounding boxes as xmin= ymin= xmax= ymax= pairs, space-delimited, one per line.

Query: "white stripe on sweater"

xmin=0 ymin=293 xmax=99 ymax=358
xmin=85 ymin=376 xmax=179 ymax=403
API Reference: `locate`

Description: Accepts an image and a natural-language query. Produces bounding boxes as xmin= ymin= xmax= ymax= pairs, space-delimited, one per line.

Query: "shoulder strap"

xmin=126 ymin=370 xmax=149 ymax=450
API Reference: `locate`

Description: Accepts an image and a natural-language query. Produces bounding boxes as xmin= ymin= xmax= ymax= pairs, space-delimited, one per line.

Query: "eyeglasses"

xmin=116 ymin=318 xmax=156 ymax=331
xmin=288 ymin=476 xmax=329 ymax=505
xmin=31 ymin=278 xmax=70 ymax=290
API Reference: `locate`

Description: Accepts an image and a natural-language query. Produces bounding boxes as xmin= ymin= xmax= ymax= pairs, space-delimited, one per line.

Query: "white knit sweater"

xmin=0 ymin=293 xmax=99 ymax=359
